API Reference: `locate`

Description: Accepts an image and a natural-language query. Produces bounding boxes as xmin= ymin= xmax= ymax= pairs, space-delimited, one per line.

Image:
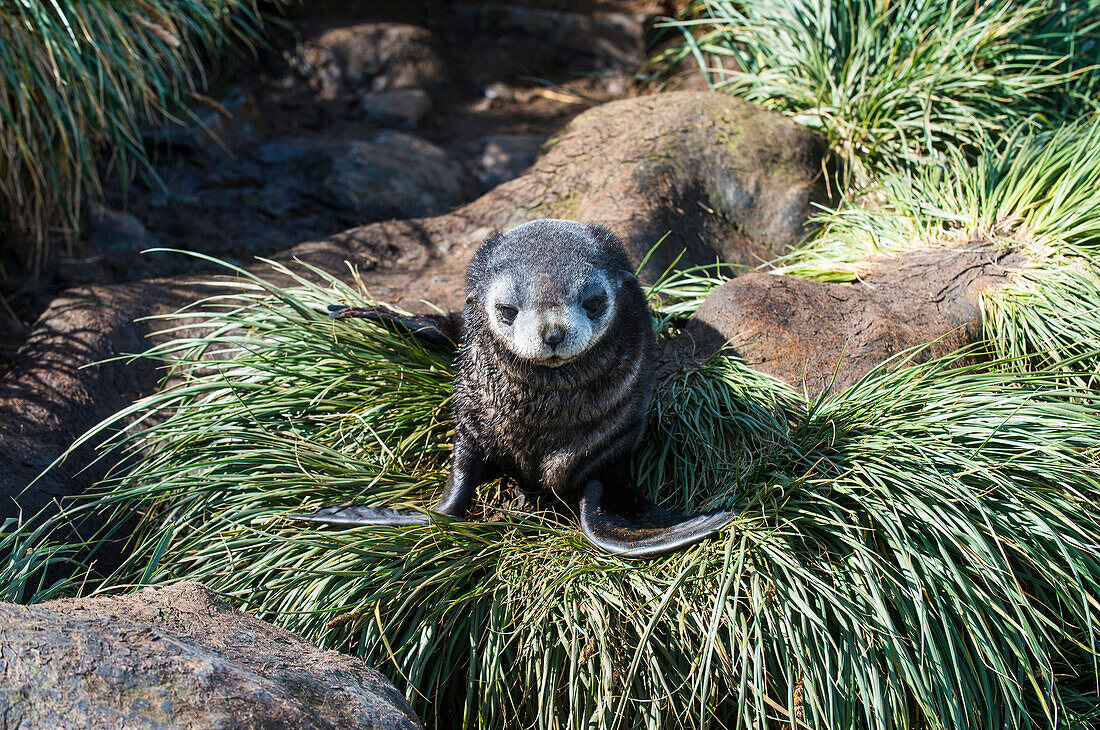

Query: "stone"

xmin=0 ymin=582 xmax=421 ymax=729
xmin=360 ymin=88 xmax=433 ymax=128
xmin=474 ymin=134 xmax=545 ymax=188
xmin=190 ymin=86 xmax=264 ymax=154
xmin=292 ymin=23 xmax=446 ymax=100
xmin=140 ymin=87 xmax=261 ymax=156
xmin=253 ymin=133 xmax=466 ymax=222
xmin=84 ymin=201 xmax=152 ymax=252
xmin=660 ymin=244 xmax=1023 ymax=393
xmin=317 ymin=133 xmax=466 ymax=221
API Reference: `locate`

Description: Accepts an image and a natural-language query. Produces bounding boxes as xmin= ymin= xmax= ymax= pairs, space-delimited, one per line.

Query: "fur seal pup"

xmin=293 ymin=219 xmax=735 ymax=557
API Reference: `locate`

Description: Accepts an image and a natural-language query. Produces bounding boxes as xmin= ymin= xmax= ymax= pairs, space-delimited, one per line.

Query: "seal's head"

xmin=466 ymin=219 xmax=637 ymax=367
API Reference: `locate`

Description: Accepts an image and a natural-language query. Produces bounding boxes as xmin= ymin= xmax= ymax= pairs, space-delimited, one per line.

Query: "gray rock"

xmin=292 ymin=23 xmax=446 ymax=100
xmin=321 ymin=132 xmax=465 ymax=220
xmin=140 ymin=87 xmax=261 ymax=156
xmin=253 ymin=133 xmax=466 ymax=222
xmin=0 ymin=582 xmax=421 ymax=730
xmin=360 ymin=88 xmax=433 ymax=128
xmin=190 ymin=86 xmax=264 ymax=153
xmin=255 ymin=140 xmax=316 ymax=166
xmin=475 ymin=134 xmax=545 ymax=188
xmin=84 ymin=202 xmax=151 ymax=252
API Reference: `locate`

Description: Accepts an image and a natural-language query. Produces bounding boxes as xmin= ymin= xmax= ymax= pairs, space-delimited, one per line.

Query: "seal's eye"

xmin=582 ymin=294 xmax=607 ymax=319
xmin=497 ymin=304 xmax=518 ymax=324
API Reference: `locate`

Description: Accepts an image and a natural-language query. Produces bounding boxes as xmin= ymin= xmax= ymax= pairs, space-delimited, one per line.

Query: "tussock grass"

xmin=40 ymin=258 xmax=1100 ymax=728
xmin=0 ymin=516 xmax=78 ymax=603
xmin=656 ymin=0 xmax=1100 ymax=186
xmin=0 ymin=1 xmax=281 ymax=270
xmin=10 ymin=5 xmax=1100 ymax=722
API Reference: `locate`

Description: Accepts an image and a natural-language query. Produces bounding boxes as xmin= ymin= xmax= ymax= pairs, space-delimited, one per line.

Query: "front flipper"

xmin=290 ymin=443 xmax=489 ymax=529
xmin=579 ymin=481 xmax=735 ymax=558
xmin=327 ymin=305 xmax=460 ymax=349
xmin=290 ymin=505 xmax=429 ymax=527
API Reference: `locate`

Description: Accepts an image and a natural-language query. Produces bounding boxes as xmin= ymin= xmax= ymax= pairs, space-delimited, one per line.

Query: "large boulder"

xmin=660 ymin=244 xmax=1024 ymax=392
xmin=0 ymin=582 xmax=421 ymax=730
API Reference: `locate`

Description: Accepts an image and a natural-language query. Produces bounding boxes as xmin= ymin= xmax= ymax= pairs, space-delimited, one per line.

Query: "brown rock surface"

xmin=660 ymin=243 xmax=1024 ymax=393
xmin=0 ymin=582 xmax=421 ymax=730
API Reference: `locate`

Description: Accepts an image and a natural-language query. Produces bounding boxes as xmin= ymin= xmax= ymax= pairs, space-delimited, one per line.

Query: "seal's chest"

xmin=481 ymin=378 xmax=591 ymax=491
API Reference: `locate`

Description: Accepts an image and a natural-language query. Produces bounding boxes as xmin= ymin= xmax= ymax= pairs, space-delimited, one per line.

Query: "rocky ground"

xmin=0 ymin=0 xmax=671 ymax=370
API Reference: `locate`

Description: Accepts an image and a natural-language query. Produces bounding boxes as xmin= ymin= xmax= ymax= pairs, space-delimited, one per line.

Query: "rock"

xmin=323 ymin=132 xmax=465 ymax=219
xmin=140 ymin=87 xmax=262 ymax=156
xmin=360 ymin=88 xmax=433 ymax=128
xmin=65 ymin=203 xmax=158 ymax=286
xmin=474 ymin=134 xmax=545 ymax=188
xmin=84 ymin=202 xmax=151 ymax=253
xmin=452 ymin=6 xmax=645 ymax=73
xmin=190 ymin=86 xmax=264 ymax=153
xmin=256 ymin=132 xmax=465 ymax=222
xmin=255 ymin=139 xmax=314 ymax=166
xmin=292 ymin=23 xmax=446 ymax=100
xmin=660 ymin=244 xmax=1024 ymax=393
xmin=0 ymin=582 xmax=421 ymax=730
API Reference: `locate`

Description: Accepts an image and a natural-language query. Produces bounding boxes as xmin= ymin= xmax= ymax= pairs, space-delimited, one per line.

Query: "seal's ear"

xmin=618 ymin=270 xmax=637 ymax=288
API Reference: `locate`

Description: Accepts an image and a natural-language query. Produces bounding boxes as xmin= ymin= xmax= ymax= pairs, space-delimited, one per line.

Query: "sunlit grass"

xmin=655 ymin=0 xmax=1100 ymax=187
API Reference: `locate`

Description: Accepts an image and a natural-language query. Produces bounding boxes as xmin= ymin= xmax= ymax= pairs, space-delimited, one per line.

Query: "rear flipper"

xmin=579 ymin=481 xmax=735 ymax=558
xmin=289 ymin=505 xmax=430 ymax=527
xmin=328 ymin=305 xmax=460 ymax=349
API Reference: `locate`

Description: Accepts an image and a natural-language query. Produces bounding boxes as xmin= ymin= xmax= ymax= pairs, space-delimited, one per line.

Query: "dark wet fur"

xmin=455 ymin=224 xmax=655 ymax=499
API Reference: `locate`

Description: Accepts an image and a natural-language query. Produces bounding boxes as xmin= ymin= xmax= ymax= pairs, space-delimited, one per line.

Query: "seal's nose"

xmin=543 ymin=325 xmax=565 ymax=347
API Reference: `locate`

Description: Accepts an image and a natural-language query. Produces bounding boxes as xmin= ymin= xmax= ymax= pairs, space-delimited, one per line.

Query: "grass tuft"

xmin=0 ymin=515 xmax=79 ymax=603
xmin=655 ymin=0 xmax=1100 ymax=187
xmin=36 ymin=258 xmax=1100 ymax=728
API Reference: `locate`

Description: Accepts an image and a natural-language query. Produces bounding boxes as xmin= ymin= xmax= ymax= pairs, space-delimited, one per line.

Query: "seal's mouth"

xmin=530 ymin=353 xmax=575 ymax=368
